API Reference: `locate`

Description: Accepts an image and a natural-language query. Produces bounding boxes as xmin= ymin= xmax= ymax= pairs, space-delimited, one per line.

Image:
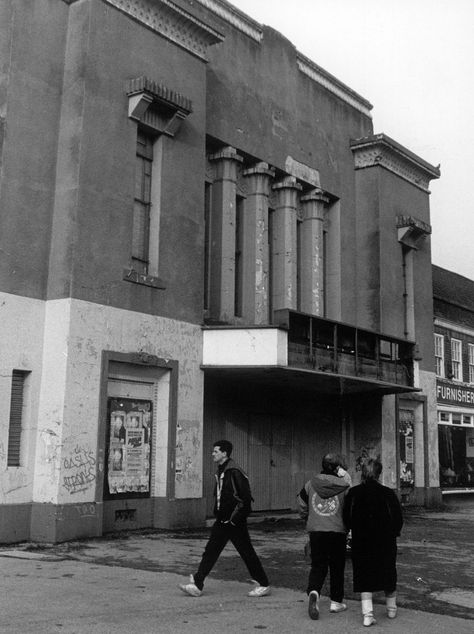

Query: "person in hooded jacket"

xmin=179 ymin=440 xmax=270 ymax=598
xmin=297 ymin=453 xmax=352 ymax=620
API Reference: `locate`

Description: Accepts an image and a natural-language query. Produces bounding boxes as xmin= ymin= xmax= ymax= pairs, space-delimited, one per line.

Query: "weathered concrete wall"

xmin=31 ymin=298 xmax=203 ymax=507
xmin=0 ymin=0 xmax=68 ymax=299
xmin=0 ymin=292 xmax=45 ymax=505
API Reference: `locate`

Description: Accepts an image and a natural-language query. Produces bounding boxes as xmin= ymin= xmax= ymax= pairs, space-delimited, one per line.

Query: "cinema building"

xmin=433 ymin=266 xmax=474 ymax=497
xmin=0 ymin=0 xmax=441 ymax=543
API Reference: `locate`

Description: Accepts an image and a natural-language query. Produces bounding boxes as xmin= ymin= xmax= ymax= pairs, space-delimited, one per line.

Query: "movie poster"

xmin=107 ymin=398 xmax=152 ymax=495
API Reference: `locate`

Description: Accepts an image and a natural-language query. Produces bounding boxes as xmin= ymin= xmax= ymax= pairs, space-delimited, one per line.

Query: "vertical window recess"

xmin=7 ymin=370 xmax=28 ymax=467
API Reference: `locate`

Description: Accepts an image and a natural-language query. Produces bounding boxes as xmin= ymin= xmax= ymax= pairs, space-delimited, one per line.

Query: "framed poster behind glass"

xmin=105 ymin=397 xmax=152 ymax=499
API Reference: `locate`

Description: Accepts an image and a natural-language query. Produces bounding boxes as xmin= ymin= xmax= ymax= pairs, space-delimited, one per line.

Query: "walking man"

xmin=297 ymin=453 xmax=351 ymax=620
xmin=179 ymin=440 xmax=270 ymax=597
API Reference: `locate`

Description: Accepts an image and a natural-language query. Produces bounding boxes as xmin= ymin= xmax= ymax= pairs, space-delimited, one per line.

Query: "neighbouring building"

xmin=0 ymin=0 xmax=441 ymax=543
xmin=433 ymin=265 xmax=474 ymax=500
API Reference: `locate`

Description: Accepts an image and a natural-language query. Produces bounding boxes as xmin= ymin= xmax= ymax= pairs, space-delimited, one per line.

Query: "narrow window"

xmin=468 ymin=343 xmax=474 ymax=384
xmin=434 ymin=334 xmax=445 ymax=377
xmin=234 ymin=196 xmax=244 ymax=317
xmin=204 ymin=182 xmax=212 ymax=311
xmin=132 ymin=131 xmax=153 ymax=274
xmin=268 ymin=207 xmax=274 ymax=322
xmin=296 ymin=218 xmax=302 ymax=312
xmin=451 ymin=338 xmax=462 ymax=381
xmin=7 ymin=370 xmax=28 ymax=467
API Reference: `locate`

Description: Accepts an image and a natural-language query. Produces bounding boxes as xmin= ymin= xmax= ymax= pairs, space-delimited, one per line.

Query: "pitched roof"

xmin=432 ymin=265 xmax=474 ymax=312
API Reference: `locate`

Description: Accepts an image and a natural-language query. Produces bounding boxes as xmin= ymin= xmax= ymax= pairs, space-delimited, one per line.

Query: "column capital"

xmin=272 ymin=175 xmax=302 ymax=192
xmin=243 ymin=162 xmax=275 ymax=178
xmin=208 ymin=146 xmax=243 ymax=163
xmin=301 ymin=187 xmax=330 ymax=205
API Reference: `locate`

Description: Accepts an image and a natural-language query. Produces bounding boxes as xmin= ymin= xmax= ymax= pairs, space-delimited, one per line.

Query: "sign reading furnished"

xmin=436 ymin=379 xmax=474 ymax=408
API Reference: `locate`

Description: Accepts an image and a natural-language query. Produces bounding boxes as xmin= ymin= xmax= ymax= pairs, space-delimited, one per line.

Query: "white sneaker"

xmin=248 ymin=581 xmax=271 ymax=597
xmin=387 ymin=606 xmax=397 ymax=619
xmin=178 ymin=574 xmax=202 ymax=597
xmin=330 ymin=601 xmax=347 ymax=613
xmin=363 ymin=613 xmax=376 ymax=627
xmin=308 ymin=590 xmax=320 ymax=620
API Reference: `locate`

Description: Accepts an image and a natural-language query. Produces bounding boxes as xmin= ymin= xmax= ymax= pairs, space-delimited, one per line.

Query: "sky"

xmin=229 ymin=0 xmax=474 ymax=280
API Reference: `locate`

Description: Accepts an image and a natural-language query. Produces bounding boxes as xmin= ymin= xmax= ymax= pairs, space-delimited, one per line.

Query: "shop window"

xmin=439 ymin=425 xmax=474 ymax=487
xmin=451 ymin=338 xmax=462 ymax=381
xmin=7 ymin=370 xmax=29 ymax=467
xmin=438 ymin=411 xmax=450 ymax=423
xmin=434 ymin=334 xmax=445 ymax=377
xmin=469 ymin=344 xmax=474 ymax=384
xmin=399 ymin=409 xmax=414 ymax=488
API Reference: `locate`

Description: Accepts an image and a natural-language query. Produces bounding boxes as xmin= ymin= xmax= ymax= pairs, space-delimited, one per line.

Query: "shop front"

xmin=437 ymin=380 xmax=474 ymax=492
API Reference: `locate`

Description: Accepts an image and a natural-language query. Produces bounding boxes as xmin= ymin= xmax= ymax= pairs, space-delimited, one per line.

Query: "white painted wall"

xmin=202 ymin=327 xmax=288 ymax=366
xmin=2 ymin=295 xmax=204 ymax=506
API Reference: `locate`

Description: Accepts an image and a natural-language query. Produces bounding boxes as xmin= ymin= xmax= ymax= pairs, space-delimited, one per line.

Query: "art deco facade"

xmin=0 ymin=0 xmax=441 ymax=542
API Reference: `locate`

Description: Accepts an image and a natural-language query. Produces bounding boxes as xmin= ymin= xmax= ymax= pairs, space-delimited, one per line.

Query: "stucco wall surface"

xmin=0 ymin=292 xmax=45 ymax=504
xmin=25 ymin=297 xmax=204 ymax=506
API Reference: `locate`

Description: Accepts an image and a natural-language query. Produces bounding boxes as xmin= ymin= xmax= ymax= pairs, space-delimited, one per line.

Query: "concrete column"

xmin=299 ymin=188 xmax=329 ymax=316
xmin=208 ymin=147 xmax=243 ymax=322
xmin=241 ymin=162 xmax=275 ymax=324
xmin=271 ymin=176 xmax=302 ymax=313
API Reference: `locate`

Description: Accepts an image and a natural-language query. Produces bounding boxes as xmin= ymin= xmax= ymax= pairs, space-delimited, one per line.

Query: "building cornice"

xmin=194 ymin=0 xmax=263 ymax=41
xmin=350 ymin=133 xmax=440 ymax=193
xmin=296 ymin=53 xmax=373 ymax=117
xmin=102 ymin=0 xmax=223 ymax=60
xmin=194 ymin=1 xmax=372 ymax=116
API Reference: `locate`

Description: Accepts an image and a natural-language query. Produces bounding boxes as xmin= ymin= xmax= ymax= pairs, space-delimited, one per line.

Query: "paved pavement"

xmin=1 ymin=501 xmax=473 ymax=633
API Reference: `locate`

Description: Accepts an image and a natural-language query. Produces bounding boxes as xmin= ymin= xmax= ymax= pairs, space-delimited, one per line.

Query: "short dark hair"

xmin=213 ymin=440 xmax=233 ymax=457
xmin=361 ymin=458 xmax=382 ymax=482
xmin=321 ymin=453 xmax=339 ymax=475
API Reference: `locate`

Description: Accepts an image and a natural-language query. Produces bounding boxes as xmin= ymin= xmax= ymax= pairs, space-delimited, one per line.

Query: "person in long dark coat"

xmin=343 ymin=458 xmax=403 ymax=627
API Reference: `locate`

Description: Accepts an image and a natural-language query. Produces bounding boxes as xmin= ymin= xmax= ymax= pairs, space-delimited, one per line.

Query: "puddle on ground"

xmin=430 ymin=588 xmax=474 ymax=608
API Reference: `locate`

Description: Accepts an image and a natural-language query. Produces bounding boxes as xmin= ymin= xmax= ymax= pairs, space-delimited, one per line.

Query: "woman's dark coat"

xmin=343 ymin=480 xmax=403 ymax=593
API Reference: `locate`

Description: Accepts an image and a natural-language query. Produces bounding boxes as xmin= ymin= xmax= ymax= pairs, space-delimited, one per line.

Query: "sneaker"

xmin=387 ymin=606 xmax=397 ymax=619
xmin=308 ymin=590 xmax=320 ymax=620
xmin=363 ymin=613 xmax=376 ymax=627
xmin=330 ymin=601 xmax=347 ymax=613
xmin=178 ymin=574 xmax=202 ymax=597
xmin=248 ymin=580 xmax=271 ymax=597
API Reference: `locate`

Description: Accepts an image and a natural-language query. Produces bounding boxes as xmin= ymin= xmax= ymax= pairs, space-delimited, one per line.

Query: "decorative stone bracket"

xmin=126 ymin=76 xmax=192 ymax=136
xmin=396 ymin=214 xmax=432 ymax=249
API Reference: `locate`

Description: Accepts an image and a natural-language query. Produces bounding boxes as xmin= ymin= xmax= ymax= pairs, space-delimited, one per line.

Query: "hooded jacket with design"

xmin=214 ymin=458 xmax=252 ymax=525
xmin=297 ymin=471 xmax=352 ymax=533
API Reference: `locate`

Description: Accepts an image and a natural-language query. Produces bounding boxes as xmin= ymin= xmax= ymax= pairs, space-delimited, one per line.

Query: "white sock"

xmin=361 ymin=592 xmax=373 ymax=615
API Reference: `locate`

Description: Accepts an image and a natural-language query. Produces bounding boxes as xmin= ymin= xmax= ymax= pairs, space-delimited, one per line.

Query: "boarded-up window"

xmin=7 ymin=370 xmax=28 ymax=467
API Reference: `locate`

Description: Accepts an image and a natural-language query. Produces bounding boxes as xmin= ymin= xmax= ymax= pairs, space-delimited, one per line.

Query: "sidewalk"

xmin=0 ymin=551 xmax=472 ymax=634
xmin=1 ymin=503 xmax=473 ymax=632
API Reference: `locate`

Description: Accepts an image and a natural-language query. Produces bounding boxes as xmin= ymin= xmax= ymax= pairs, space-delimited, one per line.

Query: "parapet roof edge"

xmin=195 ymin=0 xmax=373 ymax=116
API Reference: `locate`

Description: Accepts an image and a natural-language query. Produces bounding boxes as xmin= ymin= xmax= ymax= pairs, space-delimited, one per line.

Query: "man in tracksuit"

xmin=179 ymin=440 xmax=270 ymax=597
xmin=297 ymin=453 xmax=351 ymax=620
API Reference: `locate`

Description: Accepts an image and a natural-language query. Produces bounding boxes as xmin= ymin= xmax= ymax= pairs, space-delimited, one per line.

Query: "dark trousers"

xmin=193 ymin=520 xmax=269 ymax=590
xmin=307 ymin=531 xmax=347 ymax=602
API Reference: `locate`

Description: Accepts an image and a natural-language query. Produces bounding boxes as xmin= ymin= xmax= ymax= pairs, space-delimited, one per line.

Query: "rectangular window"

xmin=7 ymin=370 xmax=28 ymax=467
xmin=204 ymin=182 xmax=212 ymax=311
xmin=451 ymin=338 xmax=462 ymax=381
xmin=469 ymin=344 xmax=474 ymax=384
xmin=132 ymin=131 xmax=153 ymax=274
xmin=434 ymin=334 xmax=445 ymax=377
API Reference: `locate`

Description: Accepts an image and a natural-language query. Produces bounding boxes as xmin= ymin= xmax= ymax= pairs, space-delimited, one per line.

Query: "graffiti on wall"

xmin=62 ymin=444 xmax=97 ymax=495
